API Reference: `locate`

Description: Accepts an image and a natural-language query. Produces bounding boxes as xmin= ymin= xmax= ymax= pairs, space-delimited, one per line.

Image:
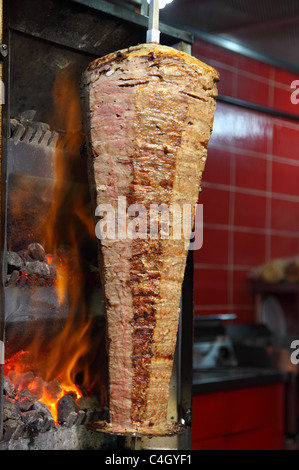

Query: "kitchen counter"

xmin=193 ymin=367 xmax=288 ymax=395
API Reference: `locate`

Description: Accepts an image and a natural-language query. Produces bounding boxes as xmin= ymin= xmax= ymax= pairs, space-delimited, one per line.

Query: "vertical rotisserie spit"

xmin=81 ymin=43 xmax=219 ymax=436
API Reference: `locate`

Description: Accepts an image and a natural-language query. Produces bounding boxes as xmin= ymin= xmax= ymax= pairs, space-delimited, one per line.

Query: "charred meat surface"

xmin=81 ymin=43 xmax=219 ymax=435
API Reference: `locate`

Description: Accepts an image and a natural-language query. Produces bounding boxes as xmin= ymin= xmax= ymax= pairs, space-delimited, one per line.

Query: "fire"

xmin=4 ymin=350 xmax=30 ymax=375
xmin=5 ymin=67 xmax=107 ymax=423
xmin=46 ymin=254 xmax=53 ymax=265
xmin=37 ymin=384 xmax=82 ymax=425
xmin=38 ymin=68 xmax=104 ymax=395
xmin=4 ymin=352 xmax=83 ymax=425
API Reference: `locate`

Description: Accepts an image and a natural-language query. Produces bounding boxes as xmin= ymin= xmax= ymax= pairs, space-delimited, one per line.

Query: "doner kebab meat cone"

xmin=81 ymin=43 xmax=219 ymax=436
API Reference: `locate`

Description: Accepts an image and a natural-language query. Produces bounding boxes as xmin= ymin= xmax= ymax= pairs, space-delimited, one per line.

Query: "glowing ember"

xmin=38 ymin=383 xmax=82 ymax=425
xmin=4 ymin=351 xmax=83 ymax=424
xmin=46 ymin=254 xmax=53 ymax=265
xmin=4 ymin=350 xmax=30 ymax=374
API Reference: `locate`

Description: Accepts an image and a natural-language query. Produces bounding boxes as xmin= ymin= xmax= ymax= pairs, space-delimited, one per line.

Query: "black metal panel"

xmin=178 ymin=249 xmax=194 ymax=447
xmin=6 ymin=0 xmax=192 ymax=58
xmin=71 ymin=0 xmax=193 ymax=44
xmin=7 ymin=30 xmax=94 ymax=126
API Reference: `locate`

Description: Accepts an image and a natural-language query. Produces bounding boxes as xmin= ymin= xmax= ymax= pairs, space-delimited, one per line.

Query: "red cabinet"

xmin=192 ymin=383 xmax=285 ymax=450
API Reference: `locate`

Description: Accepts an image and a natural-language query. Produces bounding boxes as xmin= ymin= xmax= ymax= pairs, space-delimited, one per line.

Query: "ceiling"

xmin=159 ymin=0 xmax=299 ymax=73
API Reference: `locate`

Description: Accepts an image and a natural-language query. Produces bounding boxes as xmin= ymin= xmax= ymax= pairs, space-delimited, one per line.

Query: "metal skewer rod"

xmin=131 ymin=435 xmax=142 ymax=450
xmin=146 ymin=0 xmax=160 ymax=44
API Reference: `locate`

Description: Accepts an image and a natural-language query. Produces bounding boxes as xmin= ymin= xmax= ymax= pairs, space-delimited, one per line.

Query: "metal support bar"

xmin=0 ymin=0 xmax=3 ymax=442
xmin=140 ymin=0 xmax=148 ymax=16
xmin=146 ymin=0 xmax=160 ymax=44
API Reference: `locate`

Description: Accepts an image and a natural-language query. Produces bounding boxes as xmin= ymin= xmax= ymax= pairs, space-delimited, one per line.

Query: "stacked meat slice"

xmin=81 ymin=43 xmax=219 ymax=436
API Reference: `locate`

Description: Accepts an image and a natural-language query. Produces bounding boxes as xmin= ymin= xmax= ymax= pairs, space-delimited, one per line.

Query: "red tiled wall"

xmin=192 ymin=37 xmax=299 ymax=323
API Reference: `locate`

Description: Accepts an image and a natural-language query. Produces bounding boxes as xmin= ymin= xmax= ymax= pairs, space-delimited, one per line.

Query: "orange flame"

xmin=5 ymin=68 xmax=107 ymax=421
xmin=37 ymin=68 xmax=104 ymax=393
xmin=37 ymin=384 xmax=82 ymax=425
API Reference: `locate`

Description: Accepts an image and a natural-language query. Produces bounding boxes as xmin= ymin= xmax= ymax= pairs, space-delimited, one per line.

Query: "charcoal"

xmin=77 ymin=396 xmax=101 ymax=412
xmin=36 ymin=276 xmax=47 ymax=286
xmin=10 ymin=118 xmax=20 ymax=134
xmin=45 ymin=379 xmax=62 ymax=399
xmin=65 ymin=411 xmax=78 ymax=428
xmin=24 ymin=260 xmax=50 ymax=276
xmin=18 ymin=399 xmax=34 ymax=412
xmin=14 ymin=371 xmax=35 ymax=390
xmin=28 ymin=242 xmax=46 ymax=262
xmin=12 ymin=422 xmax=26 ymax=440
xmin=16 ymin=390 xmax=36 ymax=411
xmin=3 ymin=419 xmax=17 ymax=441
xmin=57 ymin=395 xmax=79 ymax=424
xmin=33 ymin=400 xmax=53 ymax=420
xmin=30 ymin=376 xmax=45 ymax=399
xmin=18 ymin=389 xmax=36 ymax=399
xmin=6 ymin=270 xmax=20 ymax=287
xmin=84 ymin=409 xmax=95 ymax=423
xmin=41 ymin=416 xmax=55 ymax=432
xmin=3 ymin=419 xmax=26 ymax=441
xmin=7 ymin=251 xmax=24 ymax=273
xmin=48 ymin=259 xmax=56 ymax=275
xmin=21 ymin=409 xmax=41 ymax=425
xmin=7 ymin=370 xmax=20 ymax=383
xmin=32 ymin=402 xmax=55 ymax=432
xmin=21 ymin=410 xmax=44 ymax=437
xmin=18 ymin=271 xmax=27 ymax=287
xmin=25 ymin=273 xmax=47 ymax=286
xmin=77 ymin=396 xmax=102 ymax=423
xmin=3 ymin=376 xmax=13 ymax=396
xmin=40 ymin=273 xmax=56 ymax=287
xmin=12 ymin=371 xmax=34 ymax=390
xmin=64 ymin=391 xmax=77 ymax=400
xmin=18 ymin=250 xmax=33 ymax=262
xmin=19 ymin=109 xmax=37 ymax=121
xmin=76 ymin=409 xmax=86 ymax=425
xmin=3 ymin=396 xmax=21 ymax=421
